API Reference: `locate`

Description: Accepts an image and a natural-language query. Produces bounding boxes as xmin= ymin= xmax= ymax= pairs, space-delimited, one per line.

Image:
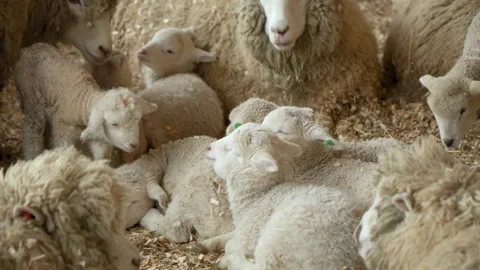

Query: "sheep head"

xmin=0 ymin=147 xmax=141 ymax=269
xmin=420 ymin=74 xmax=480 ymax=149
xmin=358 ymin=136 xmax=480 ymax=269
xmin=226 ymin=98 xmax=279 ymax=135
xmin=261 ymin=106 xmax=336 ymax=145
xmin=81 ymin=88 xmax=158 ymax=153
xmin=136 ymin=27 xmax=216 ymax=78
xmin=206 ymin=123 xmax=303 ymax=180
xmin=62 ymin=0 xmax=117 ymax=64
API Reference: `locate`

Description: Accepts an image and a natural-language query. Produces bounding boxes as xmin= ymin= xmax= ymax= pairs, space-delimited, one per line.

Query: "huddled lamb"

xmin=359 ymin=136 xmax=480 ymax=269
xmin=14 ymin=43 xmax=158 ymax=161
xmin=206 ymin=123 xmax=365 ymax=270
xmin=419 ymin=10 xmax=480 ymax=149
xmin=122 ymin=27 xmax=224 ymax=162
xmin=1 ymin=0 xmax=118 ymax=90
xmin=382 ymin=0 xmax=480 ymax=102
xmin=0 ymin=146 xmax=141 ymax=269
xmin=112 ymin=0 xmax=382 ymax=114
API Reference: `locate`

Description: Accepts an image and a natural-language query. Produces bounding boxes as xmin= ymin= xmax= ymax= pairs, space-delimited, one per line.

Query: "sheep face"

xmin=262 ymin=106 xmax=336 ymax=144
xmin=420 ymin=75 xmax=480 ymax=149
xmin=81 ymin=89 xmax=158 ymax=152
xmin=259 ymin=0 xmax=308 ymax=51
xmin=63 ymin=0 xmax=114 ymax=64
xmin=206 ymin=123 xmax=302 ymax=179
xmin=137 ymin=27 xmax=216 ymax=77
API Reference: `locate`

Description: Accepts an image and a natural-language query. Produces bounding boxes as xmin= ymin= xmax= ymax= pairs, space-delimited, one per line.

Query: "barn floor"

xmin=2 ymin=0 xmax=480 ymax=269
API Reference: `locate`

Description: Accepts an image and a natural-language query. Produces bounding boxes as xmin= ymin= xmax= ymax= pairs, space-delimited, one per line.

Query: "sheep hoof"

xmin=191 ymin=243 xmax=209 ymax=254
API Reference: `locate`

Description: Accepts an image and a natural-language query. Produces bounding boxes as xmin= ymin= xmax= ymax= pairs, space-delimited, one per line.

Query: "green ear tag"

xmin=234 ymin=123 xmax=242 ymax=130
xmin=323 ymin=140 xmax=334 ymax=146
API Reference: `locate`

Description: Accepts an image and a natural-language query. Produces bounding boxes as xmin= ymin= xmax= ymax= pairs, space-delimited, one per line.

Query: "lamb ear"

xmin=469 ymin=80 xmax=480 ymax=96
xmin=192 ymin=48 xmax=216 ymax=63
xmin=135 ymin=97 xmax=158 ymax=115
xmin=276 ymin=138 xmax=303 ymax=157
xmin=307 ymin=125 xmax=334 ymax=143
xmin=419 ymin=75 xmax=437 ymax=92
xmin=391 ymin=192 xmax=413 ymax=213
xmin=81 ymin=108 xmax=105 ymax=142
xmin=183 ymin=26 xmax=197 ymax=42
xmin=250 ymin=151 xmax=278 ymax=173
xmin=299 ymin=107 xmax=314 ymax=116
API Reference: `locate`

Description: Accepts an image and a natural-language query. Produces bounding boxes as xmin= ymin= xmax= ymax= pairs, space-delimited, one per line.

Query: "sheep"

xmin=14 ymin=43 xmax=158 ymax=160
xmin=112 ymin=0 xmax=382 ymax=114
xmin=0 ymin=0 xmax=118 ymax=90
xmin=121 ymin=27 xmax=224 ymax=162
xmin=206 ymin=123 xmax=365 ymax=270
xmin=83 ymin=50 xmax=133 ymax=89
xmin=418 ymin=11 xmax=480 ymax=149
xmin=0 ymin=146 xmax=141 ymax=269
xmin=382 ymin=0 xmax=480 ymax=102
xmin=225 ymin=98 xmax=279 ymax=135
xmin=114 ymin=135 xmax=233 ymax=243
xmin=358 ymin=136 xmax=480 ymax=269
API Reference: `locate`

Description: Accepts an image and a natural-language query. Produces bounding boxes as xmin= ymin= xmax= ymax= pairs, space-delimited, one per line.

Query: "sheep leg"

xmin=140 ymin=208 xmax=193 ymax=243
xmin=146 ymin=180 xmax=170 ymax=214
xmin=22 ymin=113 xmax=46 ymax=160
xmin=217 ymin=236 xmax=254 ymax=270
xmin=193 ymin=232 xmax=233 ymax=254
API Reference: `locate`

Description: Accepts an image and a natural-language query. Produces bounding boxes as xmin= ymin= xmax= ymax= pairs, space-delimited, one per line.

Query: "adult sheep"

xmin=358 ymin=136 xmax=480 ymax=269
xmin=0 ymin=146 xmax=141 ymax=270
xmin=0 ymin=0 xmax=117 ymax=90
xmin=382 ymin=0 xmax=480 ymax=102
xmin=112 ymin=0 xmax=382 ymax=113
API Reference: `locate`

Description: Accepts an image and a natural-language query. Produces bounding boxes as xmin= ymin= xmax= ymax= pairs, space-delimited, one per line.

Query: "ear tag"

xmin=234 ymin=123 xmax=242 ymax=130
xmin=323 ymin=140 xmax=334 ymax=146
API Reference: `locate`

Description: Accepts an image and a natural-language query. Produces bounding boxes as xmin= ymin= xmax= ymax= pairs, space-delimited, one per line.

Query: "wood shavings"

xmin=210 ymin=198 xmax=219 ymax=206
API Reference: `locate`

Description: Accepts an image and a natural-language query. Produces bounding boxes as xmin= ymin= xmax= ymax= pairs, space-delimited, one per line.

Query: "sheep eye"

xmin=460 ymin=108 xmax=466 ymax=115
xmin=276 ymin=130 xmax=288 ymax=135
xmin=111 ymin=123 xmax=119 ymax=127
xmin=167 ymin=49 xmax=174 ymax=54
xmin=69 ymin=0 xmax=81 ymax=4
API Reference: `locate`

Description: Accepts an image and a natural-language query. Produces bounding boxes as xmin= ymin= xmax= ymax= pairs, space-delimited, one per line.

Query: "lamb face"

xmin=262 ymin=106 xmax=336 ymax=144
xmin=136 ymin=27 xmax=216 ymax=77
xmin=421 ymin=75 xmax=480 ymax=149
xmin=63 ymin=0 xmax=115 ymax=64
xmin=259 ymin=0 xmax=308 ymax=51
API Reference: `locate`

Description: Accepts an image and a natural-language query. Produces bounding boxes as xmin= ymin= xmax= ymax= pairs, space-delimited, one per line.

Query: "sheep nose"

xmin=271 ymin=25 xmax=289 ymax=36
xmin=132 ymin=257 xmax=141 ymax=267
xmin=129 ymin=143 xmax=138 ymax=149
xmin=443 ymin=139 xmax=454 ymax=148
xmin=137 ymin=49 xmax=147 ymax=56
xmin=99 ymin=45 xmax=112 ymax=57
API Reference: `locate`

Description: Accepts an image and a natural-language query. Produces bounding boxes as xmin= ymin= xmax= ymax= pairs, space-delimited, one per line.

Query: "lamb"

xmin=122 ymin=27 xmax=224 ymax=162
xmin=14 ymin=43 xmax=158 ymax=160
xmin=418 ymin=11 xmax=480 ymax=149
xmin=114 ymin=136 xmax=233 ymax=243
xmin=112 ymin=0 xmax=382 ymax=115
xmin=225 ymin=98 xmax=279 ymax=135
xmin=382 ymin=0 xmax=480 ymax=102
xmin=83 ymin=50 xmax=133 ymax=89
xmin=206 ymin=123 xmax=365 ymax=270
xmin=0 ymin=146 xmax=141 ymax=269
xmin=358 ymin=136 xmax=480 ymax=269
xmin=1 ymin=0 xmax=117 ymax=90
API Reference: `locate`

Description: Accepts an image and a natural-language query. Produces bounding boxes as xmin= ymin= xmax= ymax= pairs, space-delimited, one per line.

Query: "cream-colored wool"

xmin=207 ymin=123 xmax=365 ymax=270
xmin=14 ymin=43 xmax=157 ymax=161
xmin=383 ymin=0 xmax=480 ymax=102
xmin=359 ymin=136 xmax=480 ymax=269
xmin=0 ymin=0 xmax=117 ymax=90
xmin=419 ymin=10 xmax=480 ymax=149
xmin=115 ymin=136 xmax=233 ymax=243
xmin=0 ymin=147 xmax=140 ymax=270
xmin=112 ymin=0 xmax=381 ymax=113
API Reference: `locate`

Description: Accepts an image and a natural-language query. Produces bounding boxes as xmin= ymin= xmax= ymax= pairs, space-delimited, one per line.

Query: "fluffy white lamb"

xmin=112 ymin=0 xmax=382 ymax=114
xmin=358 ymin=136 xmax=480 ymax=269
xmin=14 ymin=43 xmax=158 ymax=160
xmin=83 ymin=50 xmax=133 ymax=89
xmin=121 ymin=27 xmax=224 ymax=162
xmin=0 ymin=146 xmax=141 ymax=270
xmin=382 ymin=0 xmax=480 ymax=102
xmin=206 ymin=123 xmax=365 ymax=270
xmin=419 ymin=10 xmax=480 ymax=149
xmin=114 ymin=136 xmax=233 ymax=243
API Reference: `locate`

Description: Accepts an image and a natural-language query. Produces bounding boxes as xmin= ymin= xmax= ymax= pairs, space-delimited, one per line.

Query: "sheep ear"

xmin=300 ymin=107 xmax=314 ymax=116
xmin=251 ymin=151 xmax=278 ymax=173
xmin=419 ymin=75 xmax=437 ymax=92
xmin=391 ymin=192 xmax=413 ymax=213
xmin=192 ymin=48 xmax=216 ymax=63
xmin=276 ymin=139 xmax=303 ymax=157
xmin=81 ymin=108 xmax=105 ymax=141
xmin=307 ymin=125 xmax=334 ymax=143
xmin=469 ymin=80 xmax=480 ymax=96
xmin=183 ymin=26 xmax=197 ymax=42
xmin=135 ymin=97 xmax=158 ymax=115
